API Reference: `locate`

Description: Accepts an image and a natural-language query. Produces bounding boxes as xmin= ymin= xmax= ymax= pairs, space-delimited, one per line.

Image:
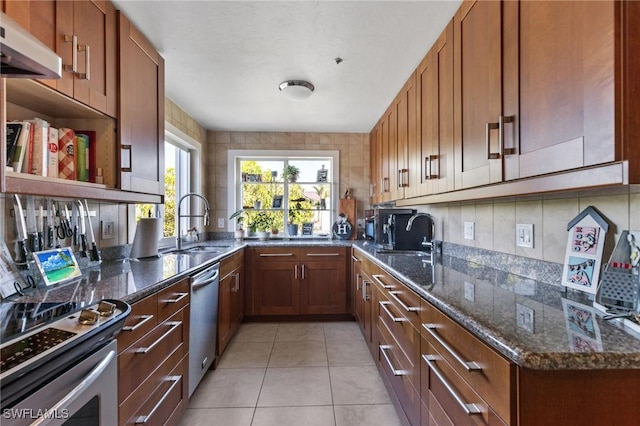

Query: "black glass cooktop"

xmin=0 ymin=302 xmax=81 ymax=342
xmin=1 ymin=327 xmax=76 ymax=372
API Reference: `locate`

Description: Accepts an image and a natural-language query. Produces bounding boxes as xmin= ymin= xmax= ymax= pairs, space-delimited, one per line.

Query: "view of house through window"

xmin=233 ymin=153 xmax=337 ymax=237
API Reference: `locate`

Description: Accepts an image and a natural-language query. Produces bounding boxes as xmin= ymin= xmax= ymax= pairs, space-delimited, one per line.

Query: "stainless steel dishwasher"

xmin=189 ymin=262 xmax=220 ymax=397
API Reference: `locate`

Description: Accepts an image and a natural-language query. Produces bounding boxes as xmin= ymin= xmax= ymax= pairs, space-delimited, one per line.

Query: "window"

xmin=229 ymin=150 xmax=339 ymax=237
xmin=135 ymin=123 xmax=202 ymax=243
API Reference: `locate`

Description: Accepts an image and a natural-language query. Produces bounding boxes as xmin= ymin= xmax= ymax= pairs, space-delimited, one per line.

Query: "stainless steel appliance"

xmin=189 ymin=262 xmax=220 ymax=397
xmin=372 ymin=209 xmax=434 ymax=250
xmin=0 ymin=299 xmax=130 ymax=425
xmin=1 ymin=11 xmax=62 ymax=78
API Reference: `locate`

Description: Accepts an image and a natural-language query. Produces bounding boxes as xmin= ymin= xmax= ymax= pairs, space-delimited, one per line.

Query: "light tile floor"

xmin=179 ymin=321 xmax=403 ymax=426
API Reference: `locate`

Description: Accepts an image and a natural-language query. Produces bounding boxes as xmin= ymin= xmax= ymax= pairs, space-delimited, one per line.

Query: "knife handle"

xmin=29 ymin=233 xmax=39 ymax=253
xmin=47 ymin=227 xmax=54 ymax=248
xmin=90 ymin=243 xmax=101 ymax=262
xmin=80 ymin=234 xmax=88 ymax=257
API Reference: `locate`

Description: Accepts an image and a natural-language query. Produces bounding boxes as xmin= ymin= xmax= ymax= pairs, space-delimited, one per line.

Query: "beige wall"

xmin=406 ymin=187 xmax=640 ymax=265
xmin=165 ymin=98 xmax=207 ymax=144
xmin=206 ymin=131 xmax=370 ymax=230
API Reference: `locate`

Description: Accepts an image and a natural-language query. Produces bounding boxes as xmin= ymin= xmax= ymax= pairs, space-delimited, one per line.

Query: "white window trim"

xmin=226 ymin=149 xmax=340 ymax=232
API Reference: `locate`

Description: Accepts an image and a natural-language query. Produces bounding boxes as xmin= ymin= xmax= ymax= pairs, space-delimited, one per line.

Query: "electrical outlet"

xmin=464 ymin=281 xmax=475 ymax=302
xmin=516 ymin=303 xmax=535 ymax=333
xmin=217 ymin=218 xmax=225 ymax=228
xmin=516 ymin=223 xmax=534 ymax=248
xmin=357 ymin=218 xmax=365 ymax=228
xmin=464 ymin=222 xmax=475 ymax=240
xmin=101 ymin=221 xmax=115 ymax=240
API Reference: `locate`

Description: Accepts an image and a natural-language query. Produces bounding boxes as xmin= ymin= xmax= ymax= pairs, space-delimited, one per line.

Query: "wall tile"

xmin=446 ymin=205 xmax=462 ymax=245
xmin=542 ymin=197 xmax=579 ymax=263
xmin=493 ymin=201 xmax=516 ymax=255
xmin=230 ymin=132 xmax=246 ymax=147
xmin=475 ymin=203 xmax=494 ymax=251
xmin=460 ymin=204 xmax=476 ymax=248
xmin=579 ymin=193 xmax=629 ymax=260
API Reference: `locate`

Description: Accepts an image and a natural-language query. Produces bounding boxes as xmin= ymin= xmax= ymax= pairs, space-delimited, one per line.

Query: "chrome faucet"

xmin=406 ymin=212 xmax=435 ymax=249
xmin=176 ymin=193 xmax=210 ymax=250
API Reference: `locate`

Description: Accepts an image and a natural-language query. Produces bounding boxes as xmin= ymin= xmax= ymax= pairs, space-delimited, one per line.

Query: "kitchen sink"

xmin=375 ymin=249 xmax=431 ymax=257
xmin=163 ymin=245 xmax=223 ymax=255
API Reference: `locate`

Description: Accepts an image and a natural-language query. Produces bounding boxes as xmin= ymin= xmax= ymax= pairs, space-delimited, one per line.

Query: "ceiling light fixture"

xmin=279 ymin=80 xmax=314 ymax=101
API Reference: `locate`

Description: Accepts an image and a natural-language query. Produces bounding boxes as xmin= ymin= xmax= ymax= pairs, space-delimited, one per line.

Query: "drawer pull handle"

xmin=422 ymin=323 xmax=482 ymax=371
xmin=259 ymin=253 xmax=294 ymax=257
xmin=372 ymin=274 xmax=393 ymax=289
xmin=422 ymin=355 xmax=482 ymax=416
xmin=135 ymin=321 xmax=180 ymax=354
xmin=379 ymin=345 xmax=408 ymax=376
xmin=307 ymin=253 xmax=340 ymax=256
xmin=162 ymin=292 xmax=189 ymax=304
xmin=379 ymin=301 xmax=407 ymax=322
xmin=362 ymin=280 xmax=370 ymax=301
xmin=135 ymin=375 xmax=181 ymax=424
xmin=351 ymin=255 xmax=361 ymax=262
xmin=122 ymin=315 xmax=154 ymax=332
xmin=389 ymin=291 xmax=419 ymax=312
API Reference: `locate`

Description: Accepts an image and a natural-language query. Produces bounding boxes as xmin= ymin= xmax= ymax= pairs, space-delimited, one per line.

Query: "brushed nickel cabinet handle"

xmin=135 ymin=321 xmax=180 ymax=354
xmin=372 ymin=274 xmax=393 ymax=289
xmin=135 ymin=375 xmax=181 ymax=424
xmin=422 ymin=323 xmax=482 ymax=371
xmin=122 ymin=315 xmax=154 ymax=331
xmin=500 ymin=115 xmax=515 ymax=155
xmin=162 ymin=292 xmax=188 ymax=304
xmin=351 ymin=255 xmax=361 ymax=262
xmin=307 ymin=253 xmax=340 ymax=257
xmin=379 ymin=301 xmax=407 ymax=322
xmin=389 ymin=290 xmax=419 ymax=312
xmin=425 ymin=155 xmax=439 ymax=180
xmin=77 ymin=44 xmax=90 ymax=80
xmin=423 ymin=355 xmax=482 ymax=415
xmin=379 ymin=345 xmax=408 ymax=376
xmin=301 ymin=264 xmax=306 ymax=280
xmin=362 ymin=280 xmax=370 ymax=301
xmin=259 ymin=253 xmax=294 ymax=257
xmin=486 ymin=121 xmax=500 ymax=159
xmin=63 ymin=34 xmax=78 ymax=73
xmin=295 ymin=264 xmax=298 ymax=280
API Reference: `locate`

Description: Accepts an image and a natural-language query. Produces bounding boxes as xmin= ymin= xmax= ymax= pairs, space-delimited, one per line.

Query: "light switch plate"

xmin=464 ymin=281 xmax=475 ymax=302
xmin=217 ymin=218 xmax=225 ymax=228
xmin=464 ymin=222 xmax=475 ymax=240
xmin=101 ymin=221 xmax=115 ymax=240
xmin=516 ymin=303 xmax=535 ymax=333
xmin=516 ymin=223 xmax=534 ymax=248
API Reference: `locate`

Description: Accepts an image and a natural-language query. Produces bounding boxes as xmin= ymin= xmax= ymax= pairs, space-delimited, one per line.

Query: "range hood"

xmin=1 ymin=11 xmax=62 ymax=78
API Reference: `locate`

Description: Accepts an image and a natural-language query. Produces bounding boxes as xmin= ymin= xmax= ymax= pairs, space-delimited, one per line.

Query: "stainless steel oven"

xmin=1 ymin=299 xmax=130 ymax=425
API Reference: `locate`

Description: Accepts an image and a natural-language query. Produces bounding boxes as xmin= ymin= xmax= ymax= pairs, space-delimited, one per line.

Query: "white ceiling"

xmin=111 ymin=0 xmax=461 ymax=133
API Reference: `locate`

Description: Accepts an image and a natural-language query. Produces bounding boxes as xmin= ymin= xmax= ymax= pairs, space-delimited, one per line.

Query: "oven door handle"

xmin=29 ymin=348 xmax=116 ymax=426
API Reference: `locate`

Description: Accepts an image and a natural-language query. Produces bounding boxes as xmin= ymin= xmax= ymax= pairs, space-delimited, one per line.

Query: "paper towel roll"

xmin=130 ymin=218 xmax=162 ymax=259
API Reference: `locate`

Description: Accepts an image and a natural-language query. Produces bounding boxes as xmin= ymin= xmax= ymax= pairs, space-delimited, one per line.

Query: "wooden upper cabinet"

xmin=454 ymin=0 xmax=504 ymax=190
xmin=369 ymin=125 xmax=380 ymax=203
xmin=398 ymin=72 xmax=419 ymax=199
xmin=502 ymin=1 xmax=616 ymax=181
xmin=417 ymin=20 xmax=454 ymax=197
xmin=118 ymin=11 xmax=165 ymax=196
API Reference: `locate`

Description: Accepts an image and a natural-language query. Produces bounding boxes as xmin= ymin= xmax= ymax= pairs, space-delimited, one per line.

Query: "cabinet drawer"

xmin=252 ymin=247 xmax=300 ymax=261
xmin=120 ymin=354 xmax=185 ymax=425
xmin=117 ymin=294 xmax=158 ymax=354
xmin=300 ymin=247 xmax=347 ymax=261
xmin=421 ymin=301 xmax=513 ymax=424
xmin=119 ymin=348 xmax=185 ymax=425
xmin=158 ymin=279 xmax=190 ymax=322
xmin=118 ymin=309 xmax=186 ymax=400
xmin=372 ymin=270 xmax=422 ymax=328
xmin=377 ymin=320 xmax=420 ymax=426
xmin=221 ymin=250 xmax=244 ymax=277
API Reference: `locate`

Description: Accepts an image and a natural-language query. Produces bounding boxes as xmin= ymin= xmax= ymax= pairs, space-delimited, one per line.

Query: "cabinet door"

xmin=370 ymin=124 xmax=382 ymax=203
xmin=254 ymin=261 xmax=298 ymax=315
xmin=300 ymin=261 xmax=347 ymax=314
xmin=118 ymin=11 xmax=165 ymax=196
xmin=232 ymin=265 xmax=244 ymax=327
xmin=218 ymin=271 xmax=234 ymax=355
xmin=419 ymin=21 xmax=455 ymax=196
xmin=502 ymin=0 xmax=616 ymax=180
xmin=399 ymin=72 xmax=419 ymax=199
xmin=454 ymin=0 xmax=503 ymax=190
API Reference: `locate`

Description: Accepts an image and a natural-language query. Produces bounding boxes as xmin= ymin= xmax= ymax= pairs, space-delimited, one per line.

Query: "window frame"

xmin=227 ymin=150 xmax=340 ymax=236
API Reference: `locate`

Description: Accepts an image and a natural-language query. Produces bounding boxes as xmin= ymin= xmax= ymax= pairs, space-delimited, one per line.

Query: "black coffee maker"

xmin=374 ymin=209 xmax=434 ymax=250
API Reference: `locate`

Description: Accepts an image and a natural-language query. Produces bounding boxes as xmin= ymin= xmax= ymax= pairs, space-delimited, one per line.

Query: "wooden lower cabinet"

xmin=218 ymin=251 xmax=244 ymax=357
xmin=249 ymin=247 xmax=348 ymax=316
xmin=117 ymin=278 xmax=189 ymax=426
xmin=352 ymin=249 xmax=375 ymax=355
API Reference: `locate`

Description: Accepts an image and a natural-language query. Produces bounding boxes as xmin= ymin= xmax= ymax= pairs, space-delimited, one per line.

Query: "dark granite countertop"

xmin=352 ymin=242 xmax=640 ymax=370
xmin=7 ymin=236 xmax=640 ymax=370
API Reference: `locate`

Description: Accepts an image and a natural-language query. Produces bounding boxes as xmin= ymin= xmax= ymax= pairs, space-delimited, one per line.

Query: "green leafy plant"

xmin=229 ymin=209 xmax=246 ymax=230
xmin=283 ymin=164 xmax=300 ymax=182
xmin=252 ymin=211 xmax=274 ymax=232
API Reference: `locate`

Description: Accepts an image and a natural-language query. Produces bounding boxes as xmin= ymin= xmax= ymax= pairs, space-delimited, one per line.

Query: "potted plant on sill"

xmin=283 ymin=164 xmax=300 ymax=182
xmin=253 ymin=211 xmax=274 ymax=241
xmin=229 ymin=209 xmax=246 ymax=241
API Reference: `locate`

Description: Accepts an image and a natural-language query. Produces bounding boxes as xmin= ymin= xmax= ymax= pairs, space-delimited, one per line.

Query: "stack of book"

xmin=5 ymin=119 xmax=96 ymax=183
